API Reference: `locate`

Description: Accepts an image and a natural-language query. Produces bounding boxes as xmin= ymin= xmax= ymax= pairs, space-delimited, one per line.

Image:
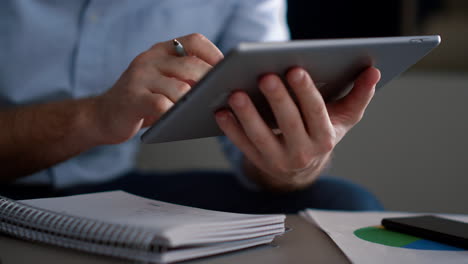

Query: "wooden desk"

xmin=0 ymin=215 xmax=350 ymax=264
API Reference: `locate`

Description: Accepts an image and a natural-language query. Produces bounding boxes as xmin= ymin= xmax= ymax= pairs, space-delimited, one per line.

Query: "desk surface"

xmin=0 ymin=215 xmax=350 ymax=264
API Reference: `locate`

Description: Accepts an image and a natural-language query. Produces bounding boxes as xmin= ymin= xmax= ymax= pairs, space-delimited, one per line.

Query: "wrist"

xmin=243 ymin=160 xmax=305 ymax=192
xmin=73 ymin=97 xmax=107 ymax=147
xmin=243 ymin=153 xmax=331 ymax=192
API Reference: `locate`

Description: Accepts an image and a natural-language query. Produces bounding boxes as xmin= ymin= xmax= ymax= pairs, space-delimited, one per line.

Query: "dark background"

xmin=287 ymin=0 xmax=442 ymax=39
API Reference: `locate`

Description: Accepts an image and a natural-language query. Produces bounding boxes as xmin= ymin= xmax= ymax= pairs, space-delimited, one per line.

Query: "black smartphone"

xmin=381 ymin=215 xmax=468 ymax=249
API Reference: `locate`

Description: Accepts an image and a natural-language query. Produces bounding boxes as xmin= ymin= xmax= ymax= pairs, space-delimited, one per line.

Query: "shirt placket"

xmin=72 ymin=0 xmax=107 ymax=98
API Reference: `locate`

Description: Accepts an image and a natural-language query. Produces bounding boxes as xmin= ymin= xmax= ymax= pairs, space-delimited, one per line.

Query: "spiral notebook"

xmin=0 ymin=191 xmax=285 ymax=263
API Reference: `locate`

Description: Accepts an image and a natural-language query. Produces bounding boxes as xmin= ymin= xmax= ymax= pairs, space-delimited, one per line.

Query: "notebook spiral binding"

xmin=0 ymin=196 xmax=166 ymax=262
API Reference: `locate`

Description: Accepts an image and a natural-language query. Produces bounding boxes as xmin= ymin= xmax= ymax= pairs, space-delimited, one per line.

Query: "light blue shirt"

xmin=0 ymin=0 xmax=289 ymax=189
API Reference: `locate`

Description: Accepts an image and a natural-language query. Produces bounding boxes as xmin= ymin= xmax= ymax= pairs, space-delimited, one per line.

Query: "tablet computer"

xmin=141 ymin=35 xmax=441 ymax=143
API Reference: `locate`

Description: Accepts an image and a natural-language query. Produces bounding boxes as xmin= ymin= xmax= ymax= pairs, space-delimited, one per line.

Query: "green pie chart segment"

xmin=354 ymin=226 xmax=465 ymax=251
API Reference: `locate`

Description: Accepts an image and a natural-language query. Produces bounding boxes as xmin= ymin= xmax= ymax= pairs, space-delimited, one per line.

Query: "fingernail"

xmin=263 ymin=76 xmax=277 ymax=92
xmin=291 ymin=69 xmax=304 ymax=84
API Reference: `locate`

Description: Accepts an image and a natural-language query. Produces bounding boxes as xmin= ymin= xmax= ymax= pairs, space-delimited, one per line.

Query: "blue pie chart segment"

xmin=404 ymin=239 xmax=464 ymax=251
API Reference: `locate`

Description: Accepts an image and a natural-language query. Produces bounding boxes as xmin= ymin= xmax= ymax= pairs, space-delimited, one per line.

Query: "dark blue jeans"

xmin=2 ymin=171 xmax=383 ymax=213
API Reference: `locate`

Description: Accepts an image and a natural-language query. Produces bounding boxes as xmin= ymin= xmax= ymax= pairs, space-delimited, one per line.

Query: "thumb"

xmin=328 ymin=67 xmax=381 ymax=129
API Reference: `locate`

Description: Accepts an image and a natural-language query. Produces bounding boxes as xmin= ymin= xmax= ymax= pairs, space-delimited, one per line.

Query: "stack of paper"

xmin=0 ymin=191 xmax=285 ymax=263
xmin=301 ymin=209 xmax=468 ymax=264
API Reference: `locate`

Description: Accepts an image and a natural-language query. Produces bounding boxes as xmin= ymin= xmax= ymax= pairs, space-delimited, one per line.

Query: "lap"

xmin=60 ymin=170 xmax=384 ymax=213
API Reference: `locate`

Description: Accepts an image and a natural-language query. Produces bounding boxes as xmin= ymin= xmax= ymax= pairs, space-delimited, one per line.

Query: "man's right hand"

xmin=0 ymin=33 xmax=223 ymax=180
xmin=93 ymin=33 xmax=224 ymax=144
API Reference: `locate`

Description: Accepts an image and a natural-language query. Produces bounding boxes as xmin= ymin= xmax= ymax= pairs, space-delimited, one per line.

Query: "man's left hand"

xmin=215 ymin=67 xmax=381 ymax=191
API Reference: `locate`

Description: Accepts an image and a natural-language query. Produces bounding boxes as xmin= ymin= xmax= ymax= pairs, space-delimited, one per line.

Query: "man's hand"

xmin=0 ymin=33 xmax=224 ymax=181
xmin=93 ymin=33 xmax=224 ymax=144
xmin=215 ymin=67 xmax=381 ymax=191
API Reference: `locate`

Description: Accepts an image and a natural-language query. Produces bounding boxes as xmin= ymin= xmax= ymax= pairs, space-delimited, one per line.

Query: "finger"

xmin=258 ymin=74 xmax=310 ymax=150
xmin=148 ymin=75 xmax=191 ymax=103
xmin=156 ymin=55 xmax=212 ymax=84
xmin=228 ymin=91 xmax=284 ymax=159
xmin=141 ymin=93 xmax=174 ymax=126
xmin=286 ymin=67 xmax=335 ymax=141
xmin=154 ymin=33 xmax=224 ymax=66
xmin=215 ymin=110 xmax=263 ymax=166
xmin=328 ymin=67 xmax=381 ymax=128
xmin=175 ymin=33 xmax=224 ymax=65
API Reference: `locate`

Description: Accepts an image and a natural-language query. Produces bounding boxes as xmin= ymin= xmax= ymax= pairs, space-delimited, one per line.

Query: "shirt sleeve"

xmin=216 ymin=0 xmax=290 ymax=53
xmin=216 ymin=0 xmax=290 ymax=190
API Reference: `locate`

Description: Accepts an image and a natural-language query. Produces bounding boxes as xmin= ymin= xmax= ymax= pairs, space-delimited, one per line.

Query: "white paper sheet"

xmin=22 ymin=190 xmax=284 ymax=233
xmin=301 ymin=210 xmax=468 ymax=264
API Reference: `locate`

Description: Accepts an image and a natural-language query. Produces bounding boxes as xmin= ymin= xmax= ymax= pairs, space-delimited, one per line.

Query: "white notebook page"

xmin=21 ymin=191 xmax=283 ymax=233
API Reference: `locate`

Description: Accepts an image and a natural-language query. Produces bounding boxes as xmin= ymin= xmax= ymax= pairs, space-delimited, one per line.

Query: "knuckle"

xmin=131 ymin=51 xmax=151 ymax=67
xmin=150 ymin=42 xmax=165 ymax=51
xmin=150 ymin=94 xmax=171 ymax=113
xmin=126 ymin=67 xmax=147 ymax=84
xmin=292 ymin=150 xmax=313 ymax=170
xmin=310 ymin=103 xmax=326 ymax=116
xmin=284 ymin=119 xmax=302 ymax=132
xmin=273 ymin=162 xmax=290 ymax=176
xmin=250 ymin=134 xmax=269 ymax=148
xmin=182 ymin=55 xmax=203 ymax=66
xmin=187 ymin=33 xmax=207 ymax=43
xmin=318 ymin=136 xmax=335 ymax=153
xmin=352 ymin=112 xmax=365 ymax=124
xmin=175 ymin=82 xmax=191 ymax=95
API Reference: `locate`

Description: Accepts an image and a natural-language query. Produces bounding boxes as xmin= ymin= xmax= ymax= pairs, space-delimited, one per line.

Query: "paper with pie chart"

xmin=300 ymin=209 xmax=468 ymax=264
